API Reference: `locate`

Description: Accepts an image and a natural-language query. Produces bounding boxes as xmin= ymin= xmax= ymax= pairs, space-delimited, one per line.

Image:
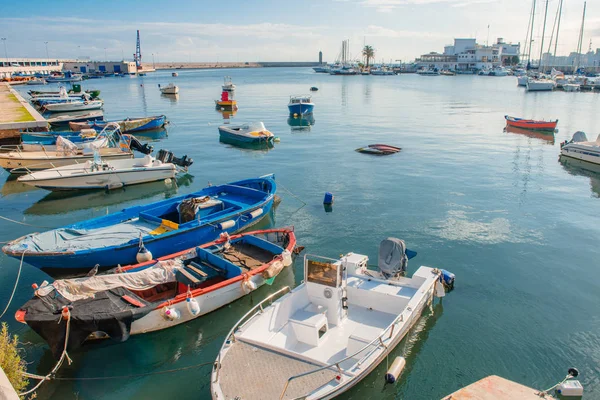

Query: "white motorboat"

xmin=560 ymin=131 xmax=600 ymax=166
xmin=563 ymin=83 xmax=581 ymax=92
xmin=27 ymin=79 xmax=46 ymax=85
xmin=370 ymin=66 xmax=395 ymax=76
xmin=159 ymin=83 xmax=179 ymax=95
xmin=43 ymin=98 xmax=104 ymax=112
xmin=526 ymin=78 xmax=555 ymax=92
xmin=211 ymin=238 xmax=454 ymax=400
xmin=0 ymin=123 xmax=152 ymax=173
xmin=417 ymin=68 xmax=440 ymax=76
xmin=517 ymin=75 xmax=529 ymax=86
xmin=17 ymin=149 xmax=192 ymax=191
xmin=489 ymin=67 xmax=509 ymax=76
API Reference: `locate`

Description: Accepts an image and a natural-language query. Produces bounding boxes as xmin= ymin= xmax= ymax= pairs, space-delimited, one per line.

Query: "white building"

xmin=0 ymin=58 xmax=62 ymax=79
xmin=62 ymin=60 xmax=138 ymax=74
xmin=417 ymin=38 xmax=520 ymax=71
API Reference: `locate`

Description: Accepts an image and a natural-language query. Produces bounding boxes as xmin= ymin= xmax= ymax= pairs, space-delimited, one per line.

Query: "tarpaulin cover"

xmin=378 ymin=237 xmax=408 ymax=278
xmin=51 ymin=260 xmax=182 ymax=301
xmin=22 ymin=287 xmax=153 ymax=359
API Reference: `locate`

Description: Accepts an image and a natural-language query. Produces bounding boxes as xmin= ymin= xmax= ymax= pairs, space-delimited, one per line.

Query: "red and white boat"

xmin=504 ymin=115 xmax=558 ymax=131
xmin=15 ymin=228 xmax=297 ymax=358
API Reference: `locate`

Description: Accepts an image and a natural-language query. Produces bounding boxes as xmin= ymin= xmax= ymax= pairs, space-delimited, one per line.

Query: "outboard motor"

xmin=378 ymin=238 xmax=408 ymax=278
xmin=156 ymin=149 xmax=193 ymax=169
xmin=128 ymin=136 xmax=154 ymax=155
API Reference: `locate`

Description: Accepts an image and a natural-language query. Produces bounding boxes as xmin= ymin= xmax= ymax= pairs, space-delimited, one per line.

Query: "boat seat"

xmin=175 ymin=261 xmax=227 ymax=287
xmin=346 ymin=324 xmax=383 ymax=358
xmin=289 ymin=304 xmax=328 ymax=347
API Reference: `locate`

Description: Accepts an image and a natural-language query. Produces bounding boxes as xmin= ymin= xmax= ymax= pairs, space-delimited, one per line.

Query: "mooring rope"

xmin=0 ymin=251 xmax=25 ymax=320
xmin=19 ymin=308 xmax=72 ymax=396
xmin=23 ymin=360 xmax=214 ymax=382
xmin=0 ymin=214 xmax=53 ymax=229
xmin=277 ymin=183 xmax=306 ymax=207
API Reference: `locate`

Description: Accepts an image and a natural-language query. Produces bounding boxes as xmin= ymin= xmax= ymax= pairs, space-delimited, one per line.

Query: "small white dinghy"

xmin=211 ymin=238 xmax=455 ymax=400
xmin=17 ymin=149 xmax=192 ymax=191
xmin=159 ymin=83 xmax=179 ymax=95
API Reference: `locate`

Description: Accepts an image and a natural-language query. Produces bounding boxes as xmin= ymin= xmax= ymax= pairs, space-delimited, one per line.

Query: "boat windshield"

xmin=290 ymin=96 xmax=311 ymax=104
xmin=305 ymin=256 xmax=341 ymax=288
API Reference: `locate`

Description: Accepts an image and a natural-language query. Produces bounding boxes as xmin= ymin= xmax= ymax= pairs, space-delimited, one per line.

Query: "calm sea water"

xmin=2 ymin=68 xmax=600 ymax=399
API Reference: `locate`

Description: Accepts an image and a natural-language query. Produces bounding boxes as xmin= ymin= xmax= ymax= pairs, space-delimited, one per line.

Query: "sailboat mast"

xmin=538 ymin=0 xmax=549 ymax=68
xmin=523 ymin=1 xmax=534 ymax=62
xmin=527 ymin=0 xmax=537 ymax=66
xmin=574 ymin=1 xmax=586 ymax=72
xmin=553 ymin=0 xmax=563 ymax=59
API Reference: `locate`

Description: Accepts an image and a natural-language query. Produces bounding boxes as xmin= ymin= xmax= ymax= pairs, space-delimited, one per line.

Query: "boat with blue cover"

xmin=288 ymin=95 xmax=314 ymax=116
xmin=2 ymin=175 xmax=277 ymax=272
xmin=21 ymin=130 xmax=99 ymax=146
xmin=68 ymin=115 xmax=167 ymax=133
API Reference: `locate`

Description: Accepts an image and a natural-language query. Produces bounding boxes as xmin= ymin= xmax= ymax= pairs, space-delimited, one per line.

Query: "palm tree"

xmin=362 ymin=45 xmax=375 ymax=69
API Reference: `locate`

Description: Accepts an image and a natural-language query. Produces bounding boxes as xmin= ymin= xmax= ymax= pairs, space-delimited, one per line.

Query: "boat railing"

xmin=278 ymin=272 xmax=441 ymax=400
xmin=10 ymin=158 xmax=91 ymax=175
xmin=213 ymin=286 xmax=292 ymax=382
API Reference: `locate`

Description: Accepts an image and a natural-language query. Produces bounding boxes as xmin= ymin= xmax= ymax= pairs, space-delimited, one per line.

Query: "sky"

xmin=0 ymin=0 xmax=598 ymax=63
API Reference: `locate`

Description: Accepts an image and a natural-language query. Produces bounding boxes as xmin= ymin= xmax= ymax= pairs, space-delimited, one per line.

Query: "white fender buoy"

xmin=247 ymin=208 xmax=263 ymax=219
xmin=164 ymin=178 xmax=172 ymax=185
xmin=242 ymin=278 xmax=257 ymax=293
xmin=218 ymin=220 xmax=235 ymax=230
xmin=186 ymin=297 xmax=201 ymax=316
xmin=163 ymin=307 xmax=181 ymax=321
xmin=385 ymin=356 xmax=406 ymax=383
xmin=281 ymin=250 xmax=293 ymax=267
xmin=435 ymin=279 xmax=446 ymax=298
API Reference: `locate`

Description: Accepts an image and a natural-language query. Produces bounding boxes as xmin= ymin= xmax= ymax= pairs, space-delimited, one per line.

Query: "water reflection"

xmin=24 ymin=174 xmax=194 ymax=216
xmin=217 ymin=109 xmax=237 ymax=124
xmin=1 ymin=175 xmax=37 ymax=197
xmin=161 ymin=93 xmax=179 ymax=103
xmin=559 ymin=156 xmax=600 ymax=198
xmin=132 ymin=127 xmax=168 ymax=141
xmin=219 ymin=137 xmax=274 ymax=152
xmin=505 ymin=126 xmax=555 ymax=145
xmin=287 ymin=114 xmax=315 ymax=133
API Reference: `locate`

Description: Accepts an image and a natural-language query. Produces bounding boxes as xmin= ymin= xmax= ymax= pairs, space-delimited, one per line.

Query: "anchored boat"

xmin=0 ymin=123 xmax=152 ymax=173
xmin=504 ymin=115 xmax=558 ymax=131
xmin=159 ymin=83 xmax=179 ymax=95
xmin=356 ymin=144 xmax=401 ymax=155
xmin=288 ymin=95 xmax=314 ymax=116
xmin=69 ymin=115 xmax=167 ymax=133
xmin=14 ymin=228 xmax=296 ymax=359
xmin=560 ymin=131 xmax=600 ymax=166
xmin=46 ymin=111 xmax=104 ymax=127
xmin=2 ymin=175 xmax=277 ymax=271
xmin=218 ymin=122 xmax=275 ymax=146
xmin=43 ymin=98 xmax=104 ymax=112
xmin=17 ymin=150 xmax=192 ymax=191
xmin=211 ymin=238 xmax=454 ymax=400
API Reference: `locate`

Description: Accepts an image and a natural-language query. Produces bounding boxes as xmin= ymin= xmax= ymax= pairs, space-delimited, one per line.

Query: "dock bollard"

xmin=323 ymin=192 xmax=334 ymax=205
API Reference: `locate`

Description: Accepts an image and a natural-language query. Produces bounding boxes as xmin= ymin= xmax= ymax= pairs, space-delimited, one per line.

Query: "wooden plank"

xmin=187 ymin=263 xmax=207 ymax=277
xmin=178 ymin=268 xmax=199 ymax=284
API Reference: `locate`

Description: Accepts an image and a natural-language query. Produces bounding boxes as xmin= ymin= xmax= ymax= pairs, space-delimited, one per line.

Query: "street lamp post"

xmin=152 ymin=53 xmax=155 ymax=69
xmin=1 ymin=38 xmax=8 ymax=65
xmin=77 ymin=45 xmax=81 ymax=61
xmin=44 ymin=41 xmax=49 ymax=60
xmin=104 ymin=47 xmax=107 ymax=61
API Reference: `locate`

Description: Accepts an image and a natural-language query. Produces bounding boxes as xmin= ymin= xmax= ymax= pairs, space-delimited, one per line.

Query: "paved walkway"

xmin=0 ymin=83 xmax=47 ymax=141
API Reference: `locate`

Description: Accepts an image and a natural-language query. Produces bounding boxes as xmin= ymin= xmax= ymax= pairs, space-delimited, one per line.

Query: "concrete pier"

xmin=0 ymin=83 xmax=47 ymax=143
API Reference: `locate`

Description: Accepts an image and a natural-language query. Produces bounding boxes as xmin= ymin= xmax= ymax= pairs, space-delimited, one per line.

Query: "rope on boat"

xmin=0 ymin=214 xmax=54 ymax=229
xmin=0 ymin=251 xmax=25 ymax=319
xmin=22 ymin=361 xmax=215 ymax=382
xmin=277 ymin=183 xmax=306 ymax=207
xmin=19 ymin=308 xmax=72 ymax=396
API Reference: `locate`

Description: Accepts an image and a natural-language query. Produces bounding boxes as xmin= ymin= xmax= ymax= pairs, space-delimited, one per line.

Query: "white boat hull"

xmin=43 ymin=100 xmax=104 ymax=112
xmin=0 ymin=149 xmax=132 ymax=173
xmin=561 ymin=145 xmax=600 ymax=166
xmin=526 ymin=80 xmax=555 ymax=91
xmin=19 ymin=162 xmax=177 ymax=191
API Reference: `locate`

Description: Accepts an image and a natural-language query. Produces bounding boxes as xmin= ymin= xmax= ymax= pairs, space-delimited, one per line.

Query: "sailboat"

xmin=330 ymin=40 xmax=357 ymax=75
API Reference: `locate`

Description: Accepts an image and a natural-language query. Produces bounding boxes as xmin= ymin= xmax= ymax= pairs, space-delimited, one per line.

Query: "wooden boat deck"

xmin=442 ymin=375 xmax=555 ymax=400
xmin=218 ymin=341 xmax=336 ymax=400
xmin=221 ymin=243 xmax=274 ymax=270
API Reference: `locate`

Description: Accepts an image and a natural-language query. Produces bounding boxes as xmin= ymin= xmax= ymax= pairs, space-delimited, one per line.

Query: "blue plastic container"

xmin=323 ymin=192 xmax=334 ymax=205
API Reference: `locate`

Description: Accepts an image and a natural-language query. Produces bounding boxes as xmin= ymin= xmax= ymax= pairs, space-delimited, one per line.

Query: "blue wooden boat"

xmin=21 ymin=131 xmax=97 ymax=145
xmin=2 ymin=175 xmax=277 ymax=272
xmin=69 ymin=115 xmax=167 ymax=133
xmin=288 ymin=95 xmax=314 ymax=115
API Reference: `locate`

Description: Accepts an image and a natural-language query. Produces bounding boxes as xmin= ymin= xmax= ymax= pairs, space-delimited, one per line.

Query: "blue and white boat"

xmin=288 ymin=95 xmax=314 ymax=116
xmin=218 ymin=122 xmax=274 ymax=146
xmin=2 ymin=175 xmax=277 ymax=272
xmin=21 ymin=130 xmax=98 ymax=147
xmin=69 ymin=115 xmax=167 ymax=133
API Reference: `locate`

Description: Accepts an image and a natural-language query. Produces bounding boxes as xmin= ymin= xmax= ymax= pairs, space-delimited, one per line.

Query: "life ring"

xmin=84 ymin=101 xmax=89 ymax=105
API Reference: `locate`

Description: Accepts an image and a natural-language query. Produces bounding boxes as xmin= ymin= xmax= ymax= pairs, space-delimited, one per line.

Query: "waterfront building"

xmin=416 ymin=38 xmax=520 ymax=72
xmin=62 ymin=60 xmax=138 ymax=74
xmin=0 ymin=58 xmax=62 ymax=79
